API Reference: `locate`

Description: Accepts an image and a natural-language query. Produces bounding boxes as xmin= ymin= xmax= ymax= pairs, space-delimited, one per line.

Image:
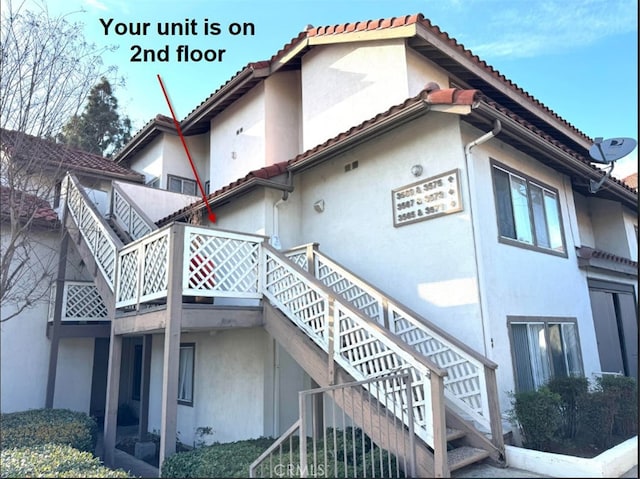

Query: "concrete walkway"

xmin=452 ymin=460 xmax=638 ymax=478
xmin=95 ymin=426 xmax=160 ymax=478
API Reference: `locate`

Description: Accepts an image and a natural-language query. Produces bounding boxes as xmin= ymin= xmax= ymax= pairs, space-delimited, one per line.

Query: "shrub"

xmin=0 ymin=408 xmax=98 ymax=452
xmin=509 ymin=387 xmax=562 ymax=451
xmin=0 ymin=443 xmax=131 ymax=478
xmin=597 ymin=375 xmax=638 ymax=437
xmin=547 ymin=376 xmax=589 ymax=439
xmin=161 ymin=437 xmax=276 ymax=477
xmin=578 ymin=390 xmax=616 ymax=449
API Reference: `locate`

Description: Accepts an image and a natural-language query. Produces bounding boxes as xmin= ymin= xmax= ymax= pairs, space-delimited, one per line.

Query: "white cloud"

xmin=470 ymin=0 xmax=638 ymax=59
xmin=84 ymin=0 xmax=108 ymax=11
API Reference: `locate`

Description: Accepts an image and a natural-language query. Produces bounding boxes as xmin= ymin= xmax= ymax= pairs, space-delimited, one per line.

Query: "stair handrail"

xmin=285 ymin=243 xmax=501 ymax=440
xmin=111 ymin=182 xmax=158 ymax=241
xmin=262 ymin=243 xmax=448 ymax=450
xmin=249 ymin=419 xmax=301 ymax=478
xmin=65 ymin=174 xmax=123 ymax=291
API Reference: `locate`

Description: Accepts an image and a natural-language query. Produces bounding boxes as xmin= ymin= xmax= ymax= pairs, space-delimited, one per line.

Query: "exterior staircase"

xmin=62 ymin=173 xmax=505 ymax=477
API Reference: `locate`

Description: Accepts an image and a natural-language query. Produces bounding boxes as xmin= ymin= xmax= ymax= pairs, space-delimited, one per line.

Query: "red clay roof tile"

xmin=1 ymin=129 xmax=144 ymax=181
xmin=0 ymin=185 xmax=59 ymax=225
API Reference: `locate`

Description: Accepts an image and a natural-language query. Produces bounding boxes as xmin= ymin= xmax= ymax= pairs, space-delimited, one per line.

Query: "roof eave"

xmin=413 ymin=22 xmax=593 ymax=150
xmin=471 ymin=102 xmax=637 ymax=208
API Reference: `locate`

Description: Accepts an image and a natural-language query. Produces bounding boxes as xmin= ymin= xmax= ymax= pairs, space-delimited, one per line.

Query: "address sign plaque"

xmin=392 ymin=169 xmax=463 ymax=227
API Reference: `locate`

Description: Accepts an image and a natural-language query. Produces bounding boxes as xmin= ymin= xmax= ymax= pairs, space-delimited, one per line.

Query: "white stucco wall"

xmin=405 ymin=47 xmax=450 ymax=96
xmin=147 ymin=328 xmax=290 ymax=446
xmin=289 ymin=113 xmax=484 ymax=354
xmin=588 ymin=197 xmax=631 ymax=258
xmin=1 ymin=298 xmax=51 ymax=413
xmin=114 ymin=181 xmax=199 ymax=223
xmin=300 ymin=39 xmax=411 ymax=150
xmin=130 ymin=136 xmax=164 ymax=184
xmin=265 ymin=71 xmax=302 ymax=166
xmin=210 ymin=84 xmax=266 ymax=192
xmin=53 ymin=337 xmax=94 ymax=413
xmin=622 ymin=207 xmax=638 ymax=261
xmin=162 ymin=133 xmax=209 ymax=187
xmin=0 ymin=227 xmax=58 ymax=413
xmin=465 ymin=123 xmax=603 ymax=410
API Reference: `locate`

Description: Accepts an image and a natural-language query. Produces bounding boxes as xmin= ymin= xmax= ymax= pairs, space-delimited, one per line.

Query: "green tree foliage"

xmin=59 ymin=77 xmax=131 ymax=157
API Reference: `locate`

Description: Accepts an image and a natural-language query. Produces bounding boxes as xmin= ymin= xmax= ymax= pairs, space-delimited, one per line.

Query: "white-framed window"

xmin=491 ymin=160 xmax=566 ymax=255
xmin=168 ymin=174 xmax=197 ymax=195
xmin=508 ymin=317 xmax=583 ymax=392
xmin=178 ymin=343 xmax=195 ymax=406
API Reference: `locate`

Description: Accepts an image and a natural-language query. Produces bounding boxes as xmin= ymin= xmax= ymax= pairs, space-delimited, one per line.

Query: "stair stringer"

xmin=263 ymin=301 xmax=437 ymax=478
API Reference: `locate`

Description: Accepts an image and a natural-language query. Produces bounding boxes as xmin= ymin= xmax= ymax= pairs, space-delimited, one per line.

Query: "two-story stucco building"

xmin=2 ymin=13 xmax=636 ymax=478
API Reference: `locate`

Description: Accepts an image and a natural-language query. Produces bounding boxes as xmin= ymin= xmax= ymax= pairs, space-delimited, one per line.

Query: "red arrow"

xmin=157 ymin=74 xmax=216 ymax=223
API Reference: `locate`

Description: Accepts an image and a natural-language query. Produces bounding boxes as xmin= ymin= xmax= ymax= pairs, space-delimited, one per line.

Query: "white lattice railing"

xmin=116 ymin=226 xmax=171 ymax=309
xmin=115 ymin=224 xmax=264 ymax=310
xmin=263 ymin=244 xmax=448 ymax=449
xmin=182 ymin=226 xmax=262 ymax=299
xmin=48 ymin=281 xmax=108 ymax=322
xmin=111 ymin=184 xmax=156 ymax=241
xmin=65 ymin=175 xmax=121 ymax=291
xmin=285 ymin=244 xmax=499 ymax=434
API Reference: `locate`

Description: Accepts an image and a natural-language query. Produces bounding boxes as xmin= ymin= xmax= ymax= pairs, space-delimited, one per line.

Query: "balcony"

xmin=113 ymin=223 xmax=265 ymax=334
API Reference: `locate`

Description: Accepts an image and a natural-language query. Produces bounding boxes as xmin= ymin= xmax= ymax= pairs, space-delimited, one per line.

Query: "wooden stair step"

xmin=446 ymin=427 xmax=466 ymax=442
xmin=447 ymin=446 xmax=491 ymax=471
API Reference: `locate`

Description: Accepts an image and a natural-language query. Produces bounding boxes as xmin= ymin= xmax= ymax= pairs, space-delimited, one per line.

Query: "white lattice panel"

xmin=389 ymin=305 xmax=486 ymax=422
xmin=130 ymin=210 xmax=152 ymax=239
xmin=263 ymin=250 xmax=328 ymax=348
xmin=116 ymin=248 xmax=140 ymax=307
xmin=66 ymin=176 xmax=117 ymax=291
xmin=113 ymin=188 xmax=153 ymax=241
xmin=183 ymin=228 xmax=261 ymax=298
xmin=141 ymin=233 xmax=169 ymax=301
xmin=284 ymin=250 xmax=308 ymax=271
xmin=315 ymin=258 xmax=383 ymax=325
xmin=334 ymin=302 xmax=433 ymax=445
xmin=63 ymin=282 xmax=108 ymax=320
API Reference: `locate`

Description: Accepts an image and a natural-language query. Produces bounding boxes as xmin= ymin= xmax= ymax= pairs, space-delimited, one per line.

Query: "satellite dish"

xmin=589 ymin=137 xmax=637 ymax=164
xmin=588 ymin=137 xmax=638 ymax=193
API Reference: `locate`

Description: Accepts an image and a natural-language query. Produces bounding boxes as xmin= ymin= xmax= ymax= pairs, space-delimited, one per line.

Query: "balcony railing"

xmin=111 ymin=183 xmax=157 ymax=241
xmin=48 ymin=281 xmax=109 ymax=322
xmin=115 ymin=223 xmax=265 ymax=310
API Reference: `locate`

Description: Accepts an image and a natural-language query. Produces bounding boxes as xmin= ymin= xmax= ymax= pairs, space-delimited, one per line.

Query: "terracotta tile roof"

xmin=576 ymin=246 xmax=638 ymax=269
xmin=157 ymin=84 xmax=478 ymax=225
xmin=1 ymin=129 xmax=144 ymax=182
xmin=0 ymin=185 xmax=59 ymax=226
xmin=622 ymin=173 xmax=637 ymax=190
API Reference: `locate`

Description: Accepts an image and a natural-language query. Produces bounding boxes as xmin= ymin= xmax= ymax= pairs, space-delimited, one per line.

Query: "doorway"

xmin=588 ymin=279 xmax=638 ymax=379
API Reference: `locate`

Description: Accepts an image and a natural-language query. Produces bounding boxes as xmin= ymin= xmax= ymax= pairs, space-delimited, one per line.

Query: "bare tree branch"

xmin=0 ymin=0 xmax=118 ymax=321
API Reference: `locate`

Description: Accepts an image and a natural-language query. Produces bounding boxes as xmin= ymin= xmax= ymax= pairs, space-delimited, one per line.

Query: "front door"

xmin=588 ymin=279 xmax=638 ymax=379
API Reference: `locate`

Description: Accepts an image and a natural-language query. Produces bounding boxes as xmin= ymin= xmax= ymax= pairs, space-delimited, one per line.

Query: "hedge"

xmin=0 ymin=443 xmax=130 ymax=478
xmin=0 ymin=408 xmax=98 ymax=452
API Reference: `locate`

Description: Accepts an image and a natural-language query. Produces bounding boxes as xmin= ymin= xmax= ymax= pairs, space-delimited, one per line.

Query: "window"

xmin=168 ymin=174 xmax=197 ymax=195
xmin=492 ymin=161 xmax=565 ymax=255
xmin=178 ymin=343 xmax=195 ymax=406
xmin=508 ymin=317 xmax=583 ymax=392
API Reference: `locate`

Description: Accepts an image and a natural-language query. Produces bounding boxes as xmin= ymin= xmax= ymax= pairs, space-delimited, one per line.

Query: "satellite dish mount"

xmin=588 ymin=137 xmax=637 ymax=194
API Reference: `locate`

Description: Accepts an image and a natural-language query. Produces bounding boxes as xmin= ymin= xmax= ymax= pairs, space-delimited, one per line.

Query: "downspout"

xmin=463 ymin=119 xmax=501 ymax=356
xmin=269 ymin=171 xmax=292 ymax=250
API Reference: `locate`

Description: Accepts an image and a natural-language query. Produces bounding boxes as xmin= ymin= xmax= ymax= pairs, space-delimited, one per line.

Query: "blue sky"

xmin=8 ymin=0 xmax=639 ymax=177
